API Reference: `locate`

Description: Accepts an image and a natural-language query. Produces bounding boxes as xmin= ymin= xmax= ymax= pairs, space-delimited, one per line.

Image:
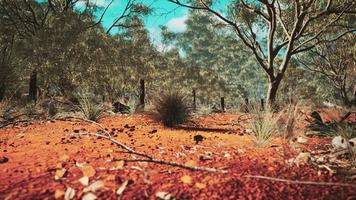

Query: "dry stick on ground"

xmin=244 ymin=175 xmax=356 ymax=187
xmin=0 ymin=119 xmax=33 ymax=129
xmin=60 ymin=116 xmax=227 ymax=173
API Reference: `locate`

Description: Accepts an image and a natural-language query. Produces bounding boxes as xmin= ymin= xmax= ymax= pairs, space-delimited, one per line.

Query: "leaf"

xmin=59 ymin=154 xmax=70 ymax=162
xmin=116 ymin=180 xmax=129 ymax=195
xmin=180 ymin=175 xmax=193 ymax=185
xmin=80 ymin=165 xmax=96 ymax=177
xmin=64 ymin=187 xmax=75 ymax=200
xmin=83 ymin=180 xmax=104 ymax=193
xmin=82 ymin=192 xmax=97 ymax=200
xmin=195 ymin=182 xmax=206 ymax=189
xmin=184 ymin=160 xmax=197 ymax=167
xmin=79 ymin=176 xmax=89 ymax=186
xmin=112 ymin=160 xmax=125 ymax=170
xmin=54 ymin=189 xmax=64 ymax=199
xmin=156 ymin=191 xmax=175 ymax=200
xmin=54 ymin=168 xmax=67 ymax=180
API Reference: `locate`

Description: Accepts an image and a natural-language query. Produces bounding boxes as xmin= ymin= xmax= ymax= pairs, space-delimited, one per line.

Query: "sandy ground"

xmin=0 ymin=113 xmax=355 ymax=200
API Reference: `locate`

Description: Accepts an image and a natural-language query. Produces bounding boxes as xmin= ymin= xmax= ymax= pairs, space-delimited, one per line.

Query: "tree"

xmin=160 ymin=9 xmax=265 ymax=105
xmin=0 ymin=0 xmax=151 ymax=100
xmin=297 ymin=34 xmax=356 ymax=107
xmin=168 ymin=0 xmax=356 ymax=103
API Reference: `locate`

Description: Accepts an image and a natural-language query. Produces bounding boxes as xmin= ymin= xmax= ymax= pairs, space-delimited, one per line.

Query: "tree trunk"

xmin=0 ymin=81 xmax=5 ymax=101
xmin=139 ymin=79 xmax=145 ymax=109
xmin=192 ymin=89 xmax=196 ymax=111
xmin=29 ymin=69 xmax=37 ymax=103
xmin=340 ymin=88 xmax=351 ymax=107
xmin=220 ymin=97 xmax=225 ymax=112
xmin=266 ymin=76 xmax=282 ymax=104
xmin=353 ymin=85 xmax=356 ymax=107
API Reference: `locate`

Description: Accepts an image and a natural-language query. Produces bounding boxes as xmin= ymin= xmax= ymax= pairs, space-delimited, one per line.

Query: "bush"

xmin=75 ymin=92 xmax=104 ymax=121
xmin=0 ymin=99 xmax=13 ymax=121
xmin=250 ymin=106 xmax=278 ymax=147
xmin=277 ymin=103 xmax=303 ymax=139
xmin=153 ymin=91 xmax=191 ymax=127
xmin=332 ymin=123 xmax=356 ymax=166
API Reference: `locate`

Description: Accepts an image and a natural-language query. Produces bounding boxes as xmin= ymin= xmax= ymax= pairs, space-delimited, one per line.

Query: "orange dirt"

xmin=0 ymin=113 xmax=355 ymax=199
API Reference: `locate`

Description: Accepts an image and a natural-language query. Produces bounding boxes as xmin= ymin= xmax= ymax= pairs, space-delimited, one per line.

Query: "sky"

xmin=87 ymin=0 xmax=189 ymax=50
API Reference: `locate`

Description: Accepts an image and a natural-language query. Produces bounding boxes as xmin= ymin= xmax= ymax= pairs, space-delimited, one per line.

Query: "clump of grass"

xmin=0 ymin=99 xmax=13 ymax=121
xmin=24 ymin=102 xmax=38 ymax=118
xmin=249 ymin=105 xmax=278 ymax=147
xmin=277 ymin=103 xmax=303 ymax=139
xmin=195 ymin=103 xmax=213 ymax=116
xmin=114 ymin=95 xmax=138 ymax=114
xmin=153 ymin=91 xmax=192 ymax=127
xmin=333 ymin=123 xmax=356 ymax=166
xmin=75 ymin=92 xmax=104 ymax=121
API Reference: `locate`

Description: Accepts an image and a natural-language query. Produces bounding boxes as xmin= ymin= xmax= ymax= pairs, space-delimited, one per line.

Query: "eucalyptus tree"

xmin=168 ymin=0 xmax=356 ymax=103
xmin=162 ymin=8 xmax=265 ymax=104
xmin=0 ymin=0 xmax=152 ymax=100
xmin=297 ymin=34 xmax=356 ymax=107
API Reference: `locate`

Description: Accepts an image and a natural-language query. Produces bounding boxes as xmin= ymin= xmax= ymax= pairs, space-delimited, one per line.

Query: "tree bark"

xmin=0 ymin=81 xmax=5 ymax=101
xmin=29 ymin=69 xmax=37 ymax=103
xmin=139 ymin=79 xmax=145 ymax=109
xmin=192 ymin=89 xmax=196 ymax=111
xmin=266 ymin=76 xmax=282 ymax=104
xmin=220 ymin=97 xmax=225 ymax=112
xmin=353 ymin=85 xmax=356 ymax=107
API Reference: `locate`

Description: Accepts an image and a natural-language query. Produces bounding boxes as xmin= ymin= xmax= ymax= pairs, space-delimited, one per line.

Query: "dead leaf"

xmin=64 ymin=187 xmax=75 ymax=200
xmin=80 ymin=165 xmax=96 ymax=177
xmin=79 ymin=176 xmax=89 ymax=186
xmin=83 ymin=180 xmax=104 ymax=193
xmin=184 ymin=160 xmax=197 ymax=167
xmin=113 ymin=160 xmax=125 ymax=170
xmin=55 ymin=163 xmax=63 ymax=169
xmin=54 ymin=189 xmax=64 ymax=199
xmin=116 ymin=180 xmax=129 ymax=195
xmin=82 ymin=192 xmax=97 ymax=200
xmin=180 ymin=175 xmax=193 ymax=185
xmin=156 ymin=191 xmax=175 ymax=200
xmin=54 ymin=168 xmax=67 ymax=180
xmin=195 ymin=182 xmax=206 ymax=189
xmin=59 ymin=154 xmax=70 ymax=162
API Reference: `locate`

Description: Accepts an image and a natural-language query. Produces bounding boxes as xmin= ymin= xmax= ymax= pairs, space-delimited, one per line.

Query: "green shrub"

xmin=75 ymin=92 xmax=104 ymax=121
xmin=154 ymin=91 xmax=191 ymax=127
xmin=333 ymin=123 xmax=356 ymax=166
xmin=250 ymin=106 xmax=278 ymax=147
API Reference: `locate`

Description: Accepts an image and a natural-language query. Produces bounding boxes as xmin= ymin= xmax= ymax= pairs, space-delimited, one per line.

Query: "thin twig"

xmin=0 ymin=119 xmax=32 ymax=128
xmin=244 ymin=175 xmax=356 ymax=187
xmin=120 ymin=159 xmax=227 ymax=173
xmin=59 ymin=116 xmax=227 ymax=173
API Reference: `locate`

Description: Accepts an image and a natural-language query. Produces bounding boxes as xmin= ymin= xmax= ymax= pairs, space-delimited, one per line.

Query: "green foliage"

xmin=332 ymin=123 xmax=355 ymax=139
xmin=75 ymin=92 xmax=104 ymax=121
xmin=250 ymin=106 xmax=278 ymax=147
xmin=153 ymin=91 xmax=192 ymax=127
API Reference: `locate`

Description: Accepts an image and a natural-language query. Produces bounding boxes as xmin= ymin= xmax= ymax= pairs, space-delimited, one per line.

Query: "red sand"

xmin=0 ymin=113 xmax=355 ymax=199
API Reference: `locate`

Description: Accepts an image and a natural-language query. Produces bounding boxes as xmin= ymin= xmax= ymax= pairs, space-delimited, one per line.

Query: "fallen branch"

xmin=0 ymin=119 xmax=32 ymax=129
xmin=60 ymin=116 xmax=227 ymax=173
xmin=244 ymin=175 xmax=356 ymax=187
xmin=119 ymin=159 xmax=227 ymax=173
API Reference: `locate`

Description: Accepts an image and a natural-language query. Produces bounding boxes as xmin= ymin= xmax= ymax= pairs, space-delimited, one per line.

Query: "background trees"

xmin=0 ymin=0 xmax=354 ymax=109
xmin=168 ymin=0 xmax=356 ymax=104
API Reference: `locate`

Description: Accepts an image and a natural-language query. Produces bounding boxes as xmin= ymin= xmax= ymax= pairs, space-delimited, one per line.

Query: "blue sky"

xmin=88 ymin=0 xmax=189 ymax=49
xmin=37 ymin=0 xmax=231 ymax=50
